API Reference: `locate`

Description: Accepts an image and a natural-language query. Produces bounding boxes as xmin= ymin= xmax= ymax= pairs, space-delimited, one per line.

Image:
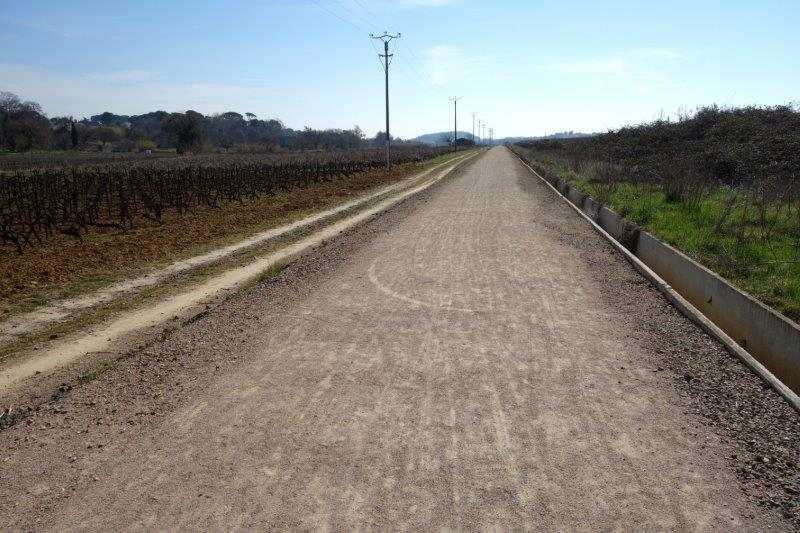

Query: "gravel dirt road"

xmin=1 ymin=147 xmax=797 ymax=530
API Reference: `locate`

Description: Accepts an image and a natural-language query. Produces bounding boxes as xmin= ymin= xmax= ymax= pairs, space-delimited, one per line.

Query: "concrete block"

xmin=567 ymin=187 xmax=586 ymax=209
xmin=597 ymin=206 xmax=640 ymax=251
xmin=637 ymin=232 xmax=800 ymax=393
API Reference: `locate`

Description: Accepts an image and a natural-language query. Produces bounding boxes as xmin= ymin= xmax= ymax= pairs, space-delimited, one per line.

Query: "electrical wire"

xmin=310 ymin=0 xmax=366 ymax=32
xmin=352 ymin=0 xmax=379 ymax=21
xmin=308 ymin=0 xmax=467 ymax=125
xmin=330 ymin=0 xmax=379 ymax=31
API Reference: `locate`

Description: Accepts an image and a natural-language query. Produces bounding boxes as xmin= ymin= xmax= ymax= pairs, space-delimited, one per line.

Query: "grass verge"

xmin=516 ymin=149 xmax=800 ymax=321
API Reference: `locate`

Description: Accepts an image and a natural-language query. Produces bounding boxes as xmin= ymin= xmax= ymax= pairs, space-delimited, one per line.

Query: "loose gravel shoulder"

xmin=0 ymin=147 xmax=797 ymax=530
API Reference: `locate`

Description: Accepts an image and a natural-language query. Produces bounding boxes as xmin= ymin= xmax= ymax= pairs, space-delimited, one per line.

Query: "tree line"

xmin=0 ymin=91 xmax=402 ymax=154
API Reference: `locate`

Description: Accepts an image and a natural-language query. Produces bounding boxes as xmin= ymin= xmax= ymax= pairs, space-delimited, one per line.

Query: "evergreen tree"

xmin=70 ymin=119 xmax=78 ymax=149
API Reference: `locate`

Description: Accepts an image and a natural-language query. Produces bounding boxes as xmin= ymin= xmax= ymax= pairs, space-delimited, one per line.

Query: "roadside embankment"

xmin=511 ymin=147 xmax=800 ymax=409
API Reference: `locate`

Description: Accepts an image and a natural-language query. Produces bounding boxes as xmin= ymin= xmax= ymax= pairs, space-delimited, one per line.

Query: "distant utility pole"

xmin=449 ymin=96 xmax=462 ymax=151
xmin=477 ymin=120 xmax=482 ymax=145
xmin=370 ymin=31 xmax=401 ymax=171
xmin=481 ymin=123 xmax=486 ymax=144
xmin=472 ymin=112 xmax=476 ymax=143
xmin=489 ymin=128 xmax=494 ymax=145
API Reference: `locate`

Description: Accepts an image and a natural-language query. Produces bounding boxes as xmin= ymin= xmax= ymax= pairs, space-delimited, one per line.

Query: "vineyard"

xmin=0 ymin=151 xmax=183 ymax=172
xmin=0 ymin=146 xmax=447 ymax=252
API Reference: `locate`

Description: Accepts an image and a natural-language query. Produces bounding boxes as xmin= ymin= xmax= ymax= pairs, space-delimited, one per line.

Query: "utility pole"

xmin=449 ymin=96 xmax=462 ymax=151
xmin=477 ymin=120 xmax=482 ymax=145
xmin=471 ymin=112 xmax=476 ymax=144
xmin=370 ymin=31 xmax=401 ymax=171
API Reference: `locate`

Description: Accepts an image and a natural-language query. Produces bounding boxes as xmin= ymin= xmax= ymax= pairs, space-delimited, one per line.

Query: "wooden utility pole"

xmin=449 ymin=97 xmax=462 ymax=151
xmin=472 ymin=112 xmax=476 ymax=143
xmin=370 ymin=31 xmax=401 ymax=171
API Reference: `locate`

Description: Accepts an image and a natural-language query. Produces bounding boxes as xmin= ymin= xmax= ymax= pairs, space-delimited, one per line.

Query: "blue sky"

xmin=1 ymin=0 xmax=798 ymax=138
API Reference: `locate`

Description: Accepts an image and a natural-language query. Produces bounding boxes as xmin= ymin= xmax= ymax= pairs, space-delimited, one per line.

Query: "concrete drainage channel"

xmin=513 ymin=151 xmax=800 ymax=412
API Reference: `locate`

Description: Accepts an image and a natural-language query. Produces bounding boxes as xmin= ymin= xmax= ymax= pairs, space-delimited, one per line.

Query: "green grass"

xmin=78 ymin=360 xmax=116 ymax=383
xmin=533 ymin=155 xmax=800 ymax=322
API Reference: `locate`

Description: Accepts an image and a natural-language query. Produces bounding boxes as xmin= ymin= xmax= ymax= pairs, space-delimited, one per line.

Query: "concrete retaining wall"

xmin=566 ymin=187 xmax=585 ymax=208
xmin=583 ymin=197 xmax=600 ymax=220
xmin=551 ymin=177 xmax=800 ymax=395
xmin=637 ymin=232 xmax=800 ymax=393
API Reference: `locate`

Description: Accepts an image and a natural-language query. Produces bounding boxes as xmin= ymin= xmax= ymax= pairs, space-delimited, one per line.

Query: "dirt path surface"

xmin=1 ymin=147 xmax=797 ymax=530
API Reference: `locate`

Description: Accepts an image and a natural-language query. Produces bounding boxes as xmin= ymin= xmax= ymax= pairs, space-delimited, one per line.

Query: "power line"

xmin=310 ymin=2 xmax=433 ymax=94
xmin=309 ymin=2 xmax=482 ymax=145
xmin=330 ymin=0 xmax=378 ymax=31
xmin=352 ymin=0 xmax=379 ymax=21
xmin=310 ymin=0 xmax=366 ymax=32
xmin=310 ymin=1 xmax=440 ymax=97
xmin=368 ymin=37 xmax=386 ymax=70
xmin=396 ymin=40 xmax=438 ymax=91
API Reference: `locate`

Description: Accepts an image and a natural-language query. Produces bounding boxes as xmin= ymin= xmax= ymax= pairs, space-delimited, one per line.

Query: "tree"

xmin=129 ymin=111 xmax=171 ymax=147
xmin=70 ymin=119 xmax=79 ymax=148
xmin=48 ymin=116 xmax=74 ymax=150
xmin=207 ymin=111 xmax=248 ymax=148
xmin=163 ymin=110 xmax=205 ymax=153
xmin=373 ymin=131 xmax=393 ymax=147
xmin=89 ymin=125 xmax=123 ymax=149
xmin=0 ymin=92 xmax=371 ymax=153
xmin=0 ymin=92 xmax=51 ymax=151
xmin=455 ymin=137 xmax=475 ymax=147
xmin=136 ymin=137 xmax=156 ymax=152
xmin=91 ymin=111 xmax=130 ymax=126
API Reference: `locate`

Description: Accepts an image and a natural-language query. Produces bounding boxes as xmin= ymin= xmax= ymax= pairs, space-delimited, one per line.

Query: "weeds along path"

xmin=0 ymin=151 xmax=475 ymax=351
xmin=1 ymin=147 xmax=796 ymax=530
xmin=0 ymin=151 xmax=479 ymax=393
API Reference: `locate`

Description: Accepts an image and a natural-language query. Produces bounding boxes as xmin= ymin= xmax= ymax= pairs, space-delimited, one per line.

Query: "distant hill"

xmin=498 ymin=131 xmax=594 ymax=144
xmin=412 ymin=130 xmax=593 ymax=146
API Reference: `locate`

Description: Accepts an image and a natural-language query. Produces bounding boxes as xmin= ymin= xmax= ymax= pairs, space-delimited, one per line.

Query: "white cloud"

xmin=547 ymin=58 xmax=627 ymax=75
xmin=545 ymin=48 xmax=681 ymax=77
xmin=631 ymin=48 xmax=682 ymax=60
xmin=84 ymin=70 xmax=156 ymax=84
xmin=423 ymin=44 xmax=484 ymax=86
xmin=2 ymin=17 xmax=81 ymax=39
